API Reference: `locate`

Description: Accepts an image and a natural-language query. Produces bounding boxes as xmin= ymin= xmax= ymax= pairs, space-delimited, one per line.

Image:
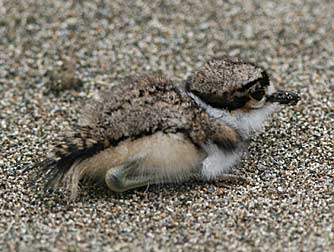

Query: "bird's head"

xmin=185 ymin=57 xmax=300 ymax=138
xmin=185 ymin=57 xmax=300 ymax=112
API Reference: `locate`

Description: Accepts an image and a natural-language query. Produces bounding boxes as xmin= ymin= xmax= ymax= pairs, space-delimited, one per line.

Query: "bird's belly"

xmin=137 ymin=132 xmax=206 ymax=179
xmin=79 ymin=132 xmax=205 ymax=181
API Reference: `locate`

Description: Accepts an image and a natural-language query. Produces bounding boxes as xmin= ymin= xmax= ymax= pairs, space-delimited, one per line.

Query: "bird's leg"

xmin=105 ymin=160 xmax=156 ymax=192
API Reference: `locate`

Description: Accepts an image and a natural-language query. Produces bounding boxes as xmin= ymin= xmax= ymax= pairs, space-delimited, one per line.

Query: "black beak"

xmin=266 ymin=90 xmax=300 ymax=105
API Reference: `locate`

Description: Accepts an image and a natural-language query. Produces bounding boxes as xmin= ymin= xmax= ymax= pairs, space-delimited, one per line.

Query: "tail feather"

xmin=34 ymin=124 xmax=107 ymax=194
xmin=36 ymin=143 xmax=105 ymax=190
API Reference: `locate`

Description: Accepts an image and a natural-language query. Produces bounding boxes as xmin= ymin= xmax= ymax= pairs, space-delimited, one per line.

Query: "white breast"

xmin=188 ymin=92 xmax=279 ymax=179
xmin=232 ymin=104 xmax=279 ymax=138
xmin=200 ymin=142 xmax=242 ymax=180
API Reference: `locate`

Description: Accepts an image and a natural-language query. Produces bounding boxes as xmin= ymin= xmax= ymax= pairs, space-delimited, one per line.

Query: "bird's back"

xmin=80 ymin=76 xmax=196 ymax=146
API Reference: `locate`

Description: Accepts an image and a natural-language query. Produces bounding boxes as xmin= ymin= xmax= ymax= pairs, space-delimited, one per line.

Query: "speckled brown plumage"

xmin=81 ymin=76 xmax=196 ymax=144
xmin=38 ymin=75 xmax=240 ymax=188
xmin=80 ymin=76 xmax=240 ymax=147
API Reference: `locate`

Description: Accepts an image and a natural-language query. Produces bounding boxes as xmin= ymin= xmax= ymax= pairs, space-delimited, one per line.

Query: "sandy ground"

xmin=0 ymin=0 xmax=333 ymax=251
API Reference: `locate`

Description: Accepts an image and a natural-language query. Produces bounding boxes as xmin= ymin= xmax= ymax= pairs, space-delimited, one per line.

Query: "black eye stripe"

xmin=207 ymin=95 xmax=249 ymax=110
xmin=229 ymin=96 xmax=250 ymax=110
xmin=192 ymin=90 xmax=250 ymax=111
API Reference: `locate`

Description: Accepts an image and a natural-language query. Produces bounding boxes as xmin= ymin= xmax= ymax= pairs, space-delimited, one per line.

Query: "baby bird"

xmin=36 ymin=57 xmax=300 ymax=198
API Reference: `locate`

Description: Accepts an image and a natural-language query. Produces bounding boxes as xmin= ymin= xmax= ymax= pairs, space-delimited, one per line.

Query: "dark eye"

xmin=250 ymin=90 xmax=265 ymax=101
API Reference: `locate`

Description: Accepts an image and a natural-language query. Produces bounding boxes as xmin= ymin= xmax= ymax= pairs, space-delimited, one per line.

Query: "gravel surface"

xmin=1 ymin=0 xmax=333 ymax=251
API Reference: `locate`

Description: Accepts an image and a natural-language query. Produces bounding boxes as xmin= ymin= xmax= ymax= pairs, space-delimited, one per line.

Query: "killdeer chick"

xmin=36 ymin=57 xmax=300 ymax=198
